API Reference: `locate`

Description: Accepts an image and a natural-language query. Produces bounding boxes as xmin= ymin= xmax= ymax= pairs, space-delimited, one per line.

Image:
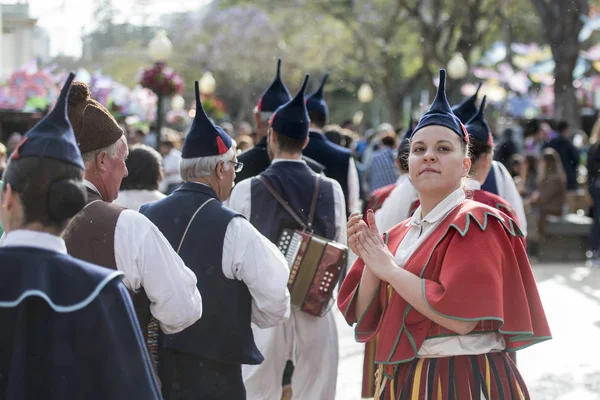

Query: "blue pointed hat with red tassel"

xmin=182 ymin=81 xmax=233 ymax=158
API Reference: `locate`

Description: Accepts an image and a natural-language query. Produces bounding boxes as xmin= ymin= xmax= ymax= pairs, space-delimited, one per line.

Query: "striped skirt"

xmin=381 ymin=353 xmax=529 ymax=400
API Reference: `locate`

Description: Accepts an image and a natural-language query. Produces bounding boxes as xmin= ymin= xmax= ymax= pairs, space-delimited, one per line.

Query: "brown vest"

xmin=63 ymin=188 xmax=124 ymax=270
xmin=63 ymin=188 xmax=151 ymax=338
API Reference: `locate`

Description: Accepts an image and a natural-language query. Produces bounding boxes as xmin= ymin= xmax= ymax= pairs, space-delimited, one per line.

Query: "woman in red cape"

xmin=338 ymin=70 xmax=550 ymax=400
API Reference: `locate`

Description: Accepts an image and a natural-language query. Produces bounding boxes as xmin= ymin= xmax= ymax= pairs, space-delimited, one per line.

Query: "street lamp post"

xmin=147 ymin=30 xmax=173 ymax=150
xmin=447 ymin=52 xmax=469 ymax=103
xmin=358 ymin=83 xmax=374 ymax=129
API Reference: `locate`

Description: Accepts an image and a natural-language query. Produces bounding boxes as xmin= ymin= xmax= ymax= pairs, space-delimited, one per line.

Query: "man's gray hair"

xmin=180 ymin=140 xmax=237 ymax=181
xmin=253 ymin=107 xmax=274 ymax=126
xmin=82 ymin=135 xmax=126 ymax=166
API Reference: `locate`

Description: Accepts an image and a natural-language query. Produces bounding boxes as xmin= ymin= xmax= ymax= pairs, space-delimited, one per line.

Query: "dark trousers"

xmin=160 ymin=349 xmax=246 ymax=400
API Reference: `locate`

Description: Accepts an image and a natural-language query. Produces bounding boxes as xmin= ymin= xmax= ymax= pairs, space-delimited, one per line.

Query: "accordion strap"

xmin=257 ymin=174 xmax=321 ymax=233
xmin=307 ymin=176 xmax=321 ymax=231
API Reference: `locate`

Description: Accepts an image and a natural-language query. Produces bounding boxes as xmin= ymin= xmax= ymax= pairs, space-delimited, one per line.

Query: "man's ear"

xmin=302 ymin=136 xmax=310 ymax=150
xmin=2 ymin=183 xmax=17 ymax=216
xmin=96 ymin=151 xmax=108 ymax=172
xmin=216 ymin=161 xmax=225 ymax=180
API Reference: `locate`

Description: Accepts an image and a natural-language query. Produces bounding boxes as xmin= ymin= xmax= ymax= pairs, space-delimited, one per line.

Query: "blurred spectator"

xmin=158 ymin=134 xmax=183 ymax=194
xmin=509 ymin=154 xmax=524 ymax=179
xmin=0 ymin=142 xmax=7 ymax=177
xmin=236 ymin=121 xmax=252 ymax=138
xmin=544 ymin=120 xmax=579 ymax=191
xmin=128 ymin=129 xmax=148 ymax=146
xmin=236 ymin=134 xmax=254 ymax=153
xmin=524 ymin=120 xmax=549 ymax=156
xmin=6 ymin=132 xmax=23 ymax=156
xmin=586 ymin=120 xmax=600 ymax=263
xmin=341 ymin=119 xmax=357 ymax=133
xmin=535 ymin=148 xmax=567 ymax=235
xmin=340 ymin=128 xmax=358 ymax=149
xmin=495 ymin=128 xmax=518 ymax=169
xmin=368 ymin=133 xmax=399 ymax=192
xmin=115 ymin=145 xmax=166 ymax=211
xmin=523 ymin=155 xmax=540 ymax=199
xmin=220 ymin=121 xmax=234 ymax=137
xmin=324 ymin=124 xmax=344 ymax=146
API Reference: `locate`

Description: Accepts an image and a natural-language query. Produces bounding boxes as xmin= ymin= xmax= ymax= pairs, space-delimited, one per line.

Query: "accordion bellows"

xmin=278 ymin=229 xmax=347 ymax=317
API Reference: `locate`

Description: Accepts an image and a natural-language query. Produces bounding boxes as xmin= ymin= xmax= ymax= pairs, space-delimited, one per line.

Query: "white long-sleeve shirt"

xmin=83 ymin=180 xmax=202 ymax=335
xmin=347 ymin=157 xmax=361 ymax=214
xmin=190 ymin=182 xmax=290 ymax=328
xmin=222 ymin=216 xmax=291 ymax=328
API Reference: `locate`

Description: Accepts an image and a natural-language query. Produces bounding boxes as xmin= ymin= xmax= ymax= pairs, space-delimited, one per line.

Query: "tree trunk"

xmin=529 ymin=0 xmax=587 ymax=129
xmin=552 ymin=41 xmax=580 ymax=129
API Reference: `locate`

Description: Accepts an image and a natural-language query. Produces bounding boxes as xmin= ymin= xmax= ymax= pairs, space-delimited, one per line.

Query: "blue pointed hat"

xmin=270 ymin=75 xmax=311 ymax=139
xmin=412 ymin=69 xmax=468 ymax=142
xmin=257 ymin=59 xmax=292 ymax=113
xmin=305 ymin=73 xmax=329 ymax=120
xmin=182 ymin=81 xmax=233 ymax=159
xmin=10 ymin=72 xmax=84 ymax=169
xmin=465 ymin=96 xmax=493 ymax=146
xmin=452 ymin=82 xmax=482 ymax=123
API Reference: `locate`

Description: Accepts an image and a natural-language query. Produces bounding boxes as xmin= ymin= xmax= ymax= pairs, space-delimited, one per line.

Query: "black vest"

xmin=250 ymin=161 xmax=336 ymax=243
xmin=140 ymin=183 xmax=263 ymax=365
xmin=303 ymin=130 xmax=352 ymax=214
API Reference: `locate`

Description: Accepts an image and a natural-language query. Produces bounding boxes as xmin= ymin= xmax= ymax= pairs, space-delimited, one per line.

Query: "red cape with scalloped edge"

xmin=338 ymin=199 xmax=550 ymax=379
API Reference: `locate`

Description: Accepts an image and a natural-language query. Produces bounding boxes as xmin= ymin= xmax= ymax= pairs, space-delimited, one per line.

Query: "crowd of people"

xmin=1 ymin=59 xmax=599 ymax=400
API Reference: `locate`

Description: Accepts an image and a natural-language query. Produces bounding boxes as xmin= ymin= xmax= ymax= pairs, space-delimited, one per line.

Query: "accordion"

xmin=277 ymin=228 xmax=347 ymax=317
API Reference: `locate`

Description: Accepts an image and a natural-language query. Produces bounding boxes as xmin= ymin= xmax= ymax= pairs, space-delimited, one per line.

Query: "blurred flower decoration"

xmin=0 ymin=68 xmax=58 ymax=111
xmin=196 ymin=94 xmax=227 ymax=121
xmin=166 ymin=109 xmax=190 ymax=131
xmin=139 ymin=63 xmax=184 ymax=97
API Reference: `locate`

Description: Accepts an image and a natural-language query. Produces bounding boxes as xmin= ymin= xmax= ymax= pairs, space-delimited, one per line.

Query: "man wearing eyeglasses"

xmin=140 ymin=81 xmax=290 ymax=400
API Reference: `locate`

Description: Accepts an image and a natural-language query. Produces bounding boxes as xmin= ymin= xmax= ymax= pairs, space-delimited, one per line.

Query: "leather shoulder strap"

xmin=306 ymin=175 xmax=321 ymax=231
xmin=257 ymin=175 xmax=307 ymax=230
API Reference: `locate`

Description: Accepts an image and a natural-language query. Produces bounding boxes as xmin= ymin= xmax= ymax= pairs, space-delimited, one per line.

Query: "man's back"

xmin=0 ymin=247 xmax=161 ymax=400
xmin=140 ymin=182 xmax=263 ymax=365
xmin=304 ymin=130 xmax=356 ymax=213
xmin=249 ymin=161 xmax=337 ymax=242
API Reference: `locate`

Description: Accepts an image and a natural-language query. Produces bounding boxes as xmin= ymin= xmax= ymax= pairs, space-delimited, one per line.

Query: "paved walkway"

xmin=334 ymin=262 xmax=600 ymax=400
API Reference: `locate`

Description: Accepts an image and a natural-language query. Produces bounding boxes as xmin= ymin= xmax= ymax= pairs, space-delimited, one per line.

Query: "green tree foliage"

xmin=216 ymin=0 xmax=540 ymax=125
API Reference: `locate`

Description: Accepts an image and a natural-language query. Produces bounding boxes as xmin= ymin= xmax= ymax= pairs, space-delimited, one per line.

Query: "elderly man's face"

xmin=218 ymin=154 xmax=237 ymax=201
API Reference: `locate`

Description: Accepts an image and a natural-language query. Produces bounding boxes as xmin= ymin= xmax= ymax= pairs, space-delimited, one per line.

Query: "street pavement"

xmin=334 ymin=262 xmax=600 ymax=400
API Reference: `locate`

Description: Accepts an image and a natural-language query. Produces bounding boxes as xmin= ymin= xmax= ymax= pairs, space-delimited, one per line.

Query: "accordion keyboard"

xmin=278 ymin=229 xmax=302 ymax=269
